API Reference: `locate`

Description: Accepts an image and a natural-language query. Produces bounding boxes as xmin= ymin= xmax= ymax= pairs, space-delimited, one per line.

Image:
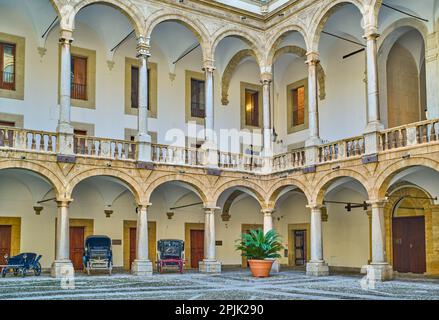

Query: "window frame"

xmin=185 ymin=70 xmax=206 ymax=125
xmin=125 ymin=57 xmax=157 ymax=118
xmin=287 ymin=79 xmax=309 ymax=134
xmin=190 ymin=78 xmax=206 ymax=119
xmin=0 ymin=33 xmax=24 ymax=100
xmin=240 ymin=82 xmax=263 ymax=130
xmin=0 ymin=42 xmax=16 ymax=91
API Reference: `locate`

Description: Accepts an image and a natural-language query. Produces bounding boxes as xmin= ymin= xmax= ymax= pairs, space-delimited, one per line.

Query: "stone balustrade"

xmin=152 ymin=144 xmax=205 ymax=166
xmin=379 ymin=119 xmax=439 ymax=152
xmin=2 ymin=119 xmax=439 ymax=172
xmin=318 ymin=136 xmax=364 ymax=163
xmin=272 ymin=149 xmax=305 ymax=171
xmin=74 ymin=134 xmax=137 ymax=160
xmin=218 ymin=151 xmax=264 ymax=172
xmin=0 ymin=127 xmax=57 ymax=153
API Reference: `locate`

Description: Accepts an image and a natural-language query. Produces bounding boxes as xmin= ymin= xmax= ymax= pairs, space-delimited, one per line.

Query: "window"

xmin=292 ymin=86 xmax=305 ymax=127
xmin=71 ymin=55 xmax=87 ymax=100
xmin=0 ymin=42 xmax=15 ymax=91
xmin=0 ymin=121 xmax=15 ymax=127
xmin=130 ymin=66 xmax=151 ymax=110
xmin=240 ymin=82 xmax=262 ymax=129
xmin=190 ymin=78 xmax=205 ymax=118
xmin=287 ymin=79 xmax=308 ymax=134
xmin=245 ymin=89 xmax=259 ymax=127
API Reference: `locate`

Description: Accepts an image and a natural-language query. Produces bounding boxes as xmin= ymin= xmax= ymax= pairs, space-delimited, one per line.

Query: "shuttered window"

xmin=245 ymin=89 xmax=259 ymax=127
xmin=0 ymin=42 xmax=15 ymax=90
xmin=131 ymin=66 xmax=151 ymax=110
xmin=292 ymin=86 xmax=305 ymax=127
xmin=71 ymin=55 xmax=87 ymax=100
xmin=190 ymin=79 xmax=205 ymax=118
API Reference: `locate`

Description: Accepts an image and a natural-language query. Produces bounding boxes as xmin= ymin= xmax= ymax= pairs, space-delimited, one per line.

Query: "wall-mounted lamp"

xmin=33 ymin=206 xmax=43 ymax=215
xmin=167 ymin=211 xmax=174 ymax=220
xmin=104 ymin=209 xmax=113 ymax=218
xmin=221 ymin=212 xmax=231 ymax=222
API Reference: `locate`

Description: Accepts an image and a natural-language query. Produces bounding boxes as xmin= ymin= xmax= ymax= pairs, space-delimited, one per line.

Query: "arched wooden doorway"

xmin=389 ymin=187 xmax=429 ymax=274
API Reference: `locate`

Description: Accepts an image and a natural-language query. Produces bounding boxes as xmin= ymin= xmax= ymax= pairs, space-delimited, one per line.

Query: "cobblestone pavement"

xmin=0 ymin=270 xmax=438 ymax=300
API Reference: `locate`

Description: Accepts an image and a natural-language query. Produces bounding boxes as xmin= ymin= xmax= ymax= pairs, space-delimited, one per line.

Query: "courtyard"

xmin=0 ymin=270 xmax=438 ymax=300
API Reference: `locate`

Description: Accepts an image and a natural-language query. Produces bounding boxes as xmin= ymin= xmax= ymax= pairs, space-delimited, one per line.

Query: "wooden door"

xmin=69 ymin=226 xmax=85 ymax=271
xmin=241 ymin=224 xmax=263 ymax=268
xmin=190 ymin=230 xmax=204 ymax=269
xmin=128 ymin=222 xmax=157 ymax=270
xmin=294 ymin=230 xmax=307 ymax=266
xmin=0 ymin=226 xmax=11 ymax=265
xmin=393 ymin=217 xmax=426 ymax=274
xmin=129 ymin=227 xmax=136 ymax=268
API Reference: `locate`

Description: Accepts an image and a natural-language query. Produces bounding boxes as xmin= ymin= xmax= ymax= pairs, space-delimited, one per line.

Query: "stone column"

xmin=132 ymin=204 xmax=153 ymax=276
xmin=363 ymin=28 xmax=384 ymax=155
xmin=199 ymin=207 xmax=221 ymax=273
xmin=136 ymin=36 xmax=152 ymax=163
xmin=366 ymin=199 xmax=393 ymax=281
xmin=305 ymin=52 xmax=321 ymax=146
xmin=306 ymin=204 xmax=329 ymax=276
xmin=261 ymin=73 xmax=272 ymax=155
xmin=202 ymin=61 xmax=218 ymax=168
xmin=426 ymin=31 xmax=439 ymax=119
xmin=304 ymin=52 xmax=322 ymax=167
xmin=51 ymin=198 xmax=74 ymax=278
xmin=262 ymin=208 xmax=280 ymax=272
xmin=364 ymin=29 xmax=383 ymax=130
xmin=260 ymin=72 xmax=273 ymax=173
xmin=57 ymin=29 xmax=74 ymax=156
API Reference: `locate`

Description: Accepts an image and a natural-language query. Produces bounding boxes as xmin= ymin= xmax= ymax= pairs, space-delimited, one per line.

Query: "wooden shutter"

xmin=71 ymin=56 xmax=87 ymax=100
xmin=0 ymin=42 xmax=16 ymax=90
xmin=131 ymin=66 xmax=139 ymax=109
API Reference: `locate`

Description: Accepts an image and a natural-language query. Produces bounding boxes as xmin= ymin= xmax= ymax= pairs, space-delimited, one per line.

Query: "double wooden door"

xmin=294 ymin=230 xmax=307 ymax=266
xmin=0 ymin=226 xmax=11 ymax=265
xmin=70 ymin=227 xmax=85 ymax=270
xmin=190 ymin=230 xmax=204 ymax=269
xmin=392 ymin=216 xmax=426 ymax=274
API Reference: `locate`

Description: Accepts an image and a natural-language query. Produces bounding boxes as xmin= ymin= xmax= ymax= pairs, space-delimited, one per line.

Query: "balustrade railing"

xmin=2 ymin=119 xmax=439 ymax=172
xmin=218 ymin=151 xmax=264 ymax=172
xmin=318 ymin=136 xmax=364 ymax=163
xmin=0 ymin=126 xmax=57 ymax=153
xmin=152 ymin=144 xmax=205 ymax=166
xmin=74 ymin=135 xmax=137 ymax=160
xmin=272 ymin=149 xmax=305 ymax=171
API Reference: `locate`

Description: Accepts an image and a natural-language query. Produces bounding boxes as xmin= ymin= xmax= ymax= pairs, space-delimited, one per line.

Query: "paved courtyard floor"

xmin=0 ymin=270 xmax=438 ymax=300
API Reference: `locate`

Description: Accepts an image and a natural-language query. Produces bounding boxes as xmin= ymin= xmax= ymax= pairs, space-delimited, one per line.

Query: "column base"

xmin=306 ymin=261 xmax=329 ymax=277
xmin=199 ymin=260 xmax=221 ymax=273
xmin=50 ymin=260 xmax=74 ymax=278
xmin=366 ymin=263 xmax=393 ymax=282
xmin=131 ymin=260 xmax=153 ymax=276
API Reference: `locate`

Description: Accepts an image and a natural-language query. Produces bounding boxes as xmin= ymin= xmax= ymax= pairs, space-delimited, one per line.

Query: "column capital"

xmin=56 ymin=198 xmax=73 ymax=207
xmin=202 ymin=60 xmax=216 ymax=73
xmin=261 ymin=208 xmax=276 ymax=216
xmin=363 ymin=27 xmax=380 ymax=40
xmin=306 ymin=52 xmax=320 ymax=65
xmin=204 ymin=206 xmax=220 ymax=214
xmin=260 ymin=72 xmax=273 ymax=85
xmin=367 ymin=198 xmax=388 ymax=208
xmin=59 ymin=29 xmax=74 ymax=44
xmin=306 ymin=203 xmax=325 ymax=211
xmin=136 ymin=36 xmax=151 ymax=58
xmin=137 ymin=203 xmax=152 ymax=210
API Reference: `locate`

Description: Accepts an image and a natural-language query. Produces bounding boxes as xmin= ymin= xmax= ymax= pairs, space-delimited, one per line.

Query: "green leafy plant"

xmin=235 ymin=228 xmax=283 ymax=260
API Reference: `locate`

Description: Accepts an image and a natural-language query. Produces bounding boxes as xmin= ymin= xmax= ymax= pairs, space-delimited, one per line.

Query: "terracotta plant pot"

xmin=248 ymin=259 xmax=274 ymax=278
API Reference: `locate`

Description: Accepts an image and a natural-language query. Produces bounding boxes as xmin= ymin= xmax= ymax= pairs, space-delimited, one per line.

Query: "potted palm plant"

xmin=236 ymin=228 xmax=283 ymax=278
